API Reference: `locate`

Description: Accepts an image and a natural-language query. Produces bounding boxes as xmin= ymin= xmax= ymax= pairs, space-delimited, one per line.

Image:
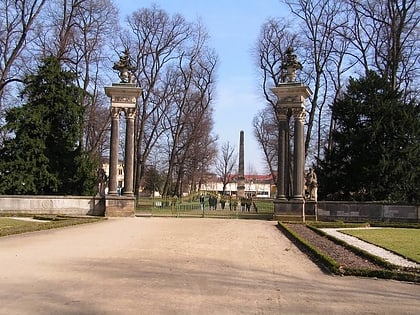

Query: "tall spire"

xmin=239 ymin=130 xmax=244 ymax=177
xmin=237 ymin=130 xmax=245 ymax=198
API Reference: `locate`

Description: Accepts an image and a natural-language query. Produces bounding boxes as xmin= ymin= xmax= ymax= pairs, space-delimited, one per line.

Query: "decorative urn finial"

xmin=281 ymin=46 xmax=303 ymax=83
xmin=112 ymin=48 xmax=136 ymax=83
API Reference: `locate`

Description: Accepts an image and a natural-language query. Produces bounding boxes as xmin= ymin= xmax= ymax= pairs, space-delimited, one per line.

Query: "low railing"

xmin=136 ymin=197 xmax=274 ymax=219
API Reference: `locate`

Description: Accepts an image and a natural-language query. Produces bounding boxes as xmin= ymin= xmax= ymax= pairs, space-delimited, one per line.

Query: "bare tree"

xmin=175 ymin=44 xmax=218 ymax=196
xmin=253 ymin=18 xmax=298 ymax=109
xmin=283 ymin=0 xmax=348 ymax=160
xmin=325 ymin=0 xmax=420 ymax=151
xmin=215 ymin=142 xmax=237 ymax=195
xmin=125 ymin=7 xmax=217 ymax=198
xmin=184 ymin=122 xmax=218 ymax=194
xmin=254 ymin=0 xmax=419 ymax=186
xmin=346 ymin=0 xmax=419 ymax=98
xmin=0 ymin=0 xmax=47 ymax=116
xmin=71 ymin=0 xmax=119 ymax=155
xmin=125 ymin=6 xmax=192 ymax=198
xmin=252 ymin=108 xmax=278 ymax=181
xmin=252 ymin=18 xmax=298 ymax=187
xmin=161 ymin=41 xmax=218 ymax=197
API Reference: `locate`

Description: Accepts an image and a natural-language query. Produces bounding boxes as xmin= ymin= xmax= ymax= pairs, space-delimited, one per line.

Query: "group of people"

xmin=240 ymin=196 xmax=254 ymax=212
xmin=208 ymin=195 xmax=218 ymax=210
xmin=199 ymin=194 xmax=217 ymax=210
xmin=199 ymin=194 xmax=255 ymax=212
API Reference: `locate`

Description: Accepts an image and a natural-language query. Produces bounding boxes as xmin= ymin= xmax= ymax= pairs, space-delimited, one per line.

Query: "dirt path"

xmin=0 ymin=218 xmax=419 ymax=315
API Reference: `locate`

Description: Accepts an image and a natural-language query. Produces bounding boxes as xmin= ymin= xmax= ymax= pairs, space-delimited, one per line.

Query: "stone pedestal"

xmin=304 ymin=200 xmax=317 ymax=221
xmin=105 ymin=195 xmax=135 ymax=217
xmin=273 ymin=199 xmax=305 ymax=221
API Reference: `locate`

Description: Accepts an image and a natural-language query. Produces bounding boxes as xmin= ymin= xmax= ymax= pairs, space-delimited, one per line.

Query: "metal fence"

xmin=136 ymin=197 xmax=275 ymax=219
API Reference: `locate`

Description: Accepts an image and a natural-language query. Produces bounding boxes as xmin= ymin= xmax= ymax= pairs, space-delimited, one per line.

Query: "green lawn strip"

xmin=0 ymin=217 xmax=44 ymax=229
xmin=278 ymin=222 xmax=420 ymax=282
xmin=340 ymin=228 xmax=420 ymax=263
xmin=0 ymin=215 xmax=105 ymax=237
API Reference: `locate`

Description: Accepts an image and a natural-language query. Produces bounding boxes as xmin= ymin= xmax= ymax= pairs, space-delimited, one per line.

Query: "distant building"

xmin=200 ymin=174 xmax=274 ymax=198
xmin=100 ymin=158 xmax=275 ymax=198
xmin=101 ymin=160 xmax=124 ymax=195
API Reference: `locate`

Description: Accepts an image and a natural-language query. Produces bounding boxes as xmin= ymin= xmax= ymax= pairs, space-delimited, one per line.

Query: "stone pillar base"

xmin=237 ymin=185 xmax=245 ymax=199
xmin=105 ymin=195 xmax=135 ymax=217
xmin=304 ymin=200 xmax=317 ymax=221
xmin=273 ymin=199 xmax=306 ymax=222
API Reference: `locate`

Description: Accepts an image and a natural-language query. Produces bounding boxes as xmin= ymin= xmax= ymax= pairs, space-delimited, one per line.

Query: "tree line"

xmin=1 ymin=0 xmax=418 ymax=202
xmin=0 ymin=1 xmax=218 ymax=197
xmin=253 ymin=0 xmax=419 ymax=203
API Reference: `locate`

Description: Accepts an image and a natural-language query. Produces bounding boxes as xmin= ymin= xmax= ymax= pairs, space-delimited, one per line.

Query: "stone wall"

xmin=0 ymin=195 xmax=104 ymax=216
xmin=315 ymin=202 xmax=419 ymax=222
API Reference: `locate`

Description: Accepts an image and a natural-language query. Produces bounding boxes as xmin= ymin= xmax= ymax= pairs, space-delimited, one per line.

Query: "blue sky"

xmin=117 ymin=0 xmax=288 ymax=173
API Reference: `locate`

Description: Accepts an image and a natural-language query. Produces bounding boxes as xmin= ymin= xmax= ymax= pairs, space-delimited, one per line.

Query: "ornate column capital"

xmin=124 ymin=107 xmax=136 ymax=119
xmin=276 ymin=107 xmax=288 ymax=121
xmin=292 ymin=107 xmax=306 ymax=121
xmin=111 ymin=107 xmax=121 ymax=119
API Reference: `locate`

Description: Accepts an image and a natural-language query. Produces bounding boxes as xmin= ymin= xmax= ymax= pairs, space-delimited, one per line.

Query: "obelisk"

xmin=237 ymin=130 xmax=245 ymax=198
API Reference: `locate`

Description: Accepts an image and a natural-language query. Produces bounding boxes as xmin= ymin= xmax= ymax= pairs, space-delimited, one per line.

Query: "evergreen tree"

xmin=316 ymin=71 xmax=419 ymax=203
xmin=0 ymin=56 xmax=98 ymax=195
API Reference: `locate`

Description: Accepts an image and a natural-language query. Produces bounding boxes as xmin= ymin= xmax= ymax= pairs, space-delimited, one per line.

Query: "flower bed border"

xmin=277 ymin=222 xmax=420 ymax=283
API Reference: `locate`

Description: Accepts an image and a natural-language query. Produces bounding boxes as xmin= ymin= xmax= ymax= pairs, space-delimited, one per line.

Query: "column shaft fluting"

xmin=293 ymin=108 xmax=305 ymax=199
xmin=276 ymin=108 xmax=288 ymax=200
xmin=108 ymin=108 xmax=120 ymax=195
xmin=123 ymin=109 xmax=136 ymax=196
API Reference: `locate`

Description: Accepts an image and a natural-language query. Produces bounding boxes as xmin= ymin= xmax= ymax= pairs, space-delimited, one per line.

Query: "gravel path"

xmin=321 ymin=228 xmax=420 ymax=269
xmin=0 ymin=218 xmax=419 ymax=315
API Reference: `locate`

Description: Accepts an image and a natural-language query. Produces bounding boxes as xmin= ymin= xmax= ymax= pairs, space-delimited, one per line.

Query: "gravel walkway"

xmin=0 ymin=218 xmax=419 ymax=315
xmin=321 ymin=227 xmax=420 ymax=269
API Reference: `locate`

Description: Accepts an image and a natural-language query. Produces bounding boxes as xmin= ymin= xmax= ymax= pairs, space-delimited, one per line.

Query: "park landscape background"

xmin=0 ymin=0 xmax=418 ymax=204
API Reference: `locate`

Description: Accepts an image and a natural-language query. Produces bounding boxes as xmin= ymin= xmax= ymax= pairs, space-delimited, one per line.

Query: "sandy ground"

xmin=0 ymin=217 xmax=419 ymax=315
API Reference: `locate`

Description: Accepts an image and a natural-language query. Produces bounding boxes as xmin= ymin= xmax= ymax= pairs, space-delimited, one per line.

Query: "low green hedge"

xmin=370 ymin=222 xmax=420 ymax=229
xmin=307 ymin=221 xmax=369 ymax=229
xmin=278 ymin=222 xmax=342 ymax=274
xmin=278 ymin=222 xmax=420 ymax=283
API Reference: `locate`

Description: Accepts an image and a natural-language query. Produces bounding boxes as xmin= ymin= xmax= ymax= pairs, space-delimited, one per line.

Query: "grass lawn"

xmin=0 ymin=217 xmax=44 ymax=229
xmin=0 ymin=216 xmax=104 ymax=237
xmin=341 ymin=228 xmax=420 ymax=263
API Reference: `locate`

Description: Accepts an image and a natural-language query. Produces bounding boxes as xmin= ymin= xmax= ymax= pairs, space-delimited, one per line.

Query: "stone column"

xmin=237 ymin=130 xmax=245 ymax=198
xmin=292 ymin=108 xmax=306 ymax=200
xmin=108 ymin=107 xmax=120 ymax=195
xmin=239 ymin=130 xmax=244 ymax=177
xmin=104 ymin=50 xmax=142 ymax=217
xmin=123 ymin=108 xmax=136 ymax=196
xmin=276 ymin=108 xmax=288 ymax=200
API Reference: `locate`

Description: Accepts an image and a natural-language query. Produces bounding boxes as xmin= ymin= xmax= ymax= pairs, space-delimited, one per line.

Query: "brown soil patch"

xmin=285 ymin=223 xmax=385 ymax=270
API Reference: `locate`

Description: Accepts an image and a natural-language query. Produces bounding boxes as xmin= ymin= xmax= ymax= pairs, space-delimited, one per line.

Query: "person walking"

xmin=199 ymin=194 xmax=205 ymax=211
